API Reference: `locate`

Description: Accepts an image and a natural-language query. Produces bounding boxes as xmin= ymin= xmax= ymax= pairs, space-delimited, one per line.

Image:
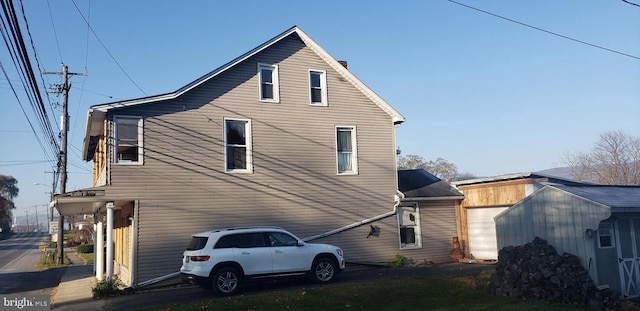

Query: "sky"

xmin=1 ymin=0 xmax=639 ymax=228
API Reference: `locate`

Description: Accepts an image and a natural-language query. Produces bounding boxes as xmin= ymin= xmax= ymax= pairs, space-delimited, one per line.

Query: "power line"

xmin=1 ymin=0 xmax=60 ymax=163
xmin=448 ymin=0 xmax=640 ymax=61
xmin=70 ymin=0 xmax=147 ymax=95
xmin=622 ymin=0 xmax=640 ymax=8
xmin=19 ymin=0 xmax=59 ymax=131
xmin=45 ymin=0 xmax=62 ymax=63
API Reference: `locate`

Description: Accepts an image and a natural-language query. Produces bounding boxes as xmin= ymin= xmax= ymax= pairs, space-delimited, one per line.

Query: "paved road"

xmin=0 ymin=232 xmax=66 ymax=296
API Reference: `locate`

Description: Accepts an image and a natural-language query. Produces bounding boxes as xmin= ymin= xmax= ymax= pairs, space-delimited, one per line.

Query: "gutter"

xmin=303 ymin=191 xmax=404 ymax=242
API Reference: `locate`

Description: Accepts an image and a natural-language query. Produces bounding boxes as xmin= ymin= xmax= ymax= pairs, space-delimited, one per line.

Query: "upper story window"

xmin=224 ymin=118 xmax=252 ymax=173
xmin=114 ymin=116 xmax=143 ymax=164
xmin=258 ymin=63 xmax=279 ymax=102
xmin=309 ymin=70 xmax=327 ymax=106
xmin=336 ymin=126 xmax=358 ymax=175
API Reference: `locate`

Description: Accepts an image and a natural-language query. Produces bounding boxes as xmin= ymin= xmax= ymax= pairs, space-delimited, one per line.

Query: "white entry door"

xmin=616 ymin=218 xmax=640 ymax=298
xmin=467 ymin=207 xmax=508 ymax=260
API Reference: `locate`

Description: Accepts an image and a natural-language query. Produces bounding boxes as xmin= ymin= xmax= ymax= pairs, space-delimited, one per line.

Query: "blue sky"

xmin=2 ymin=0 xmax=639 ymax=226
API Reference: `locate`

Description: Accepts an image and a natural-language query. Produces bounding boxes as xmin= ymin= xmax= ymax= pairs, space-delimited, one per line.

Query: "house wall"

xmin=101 ymin=35 xmax=400 ymax=283
xmin=412 ymin=200 xmax=459 ymax=263
xmin=314 ymin=200 xmax=459 ymax=265
xmin=495 ymin=186 xmax=611 ymax=285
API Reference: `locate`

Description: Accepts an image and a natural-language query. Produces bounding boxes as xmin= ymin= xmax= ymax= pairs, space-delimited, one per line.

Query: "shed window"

xmin=598 ymin=221 xmax=614 ymax=248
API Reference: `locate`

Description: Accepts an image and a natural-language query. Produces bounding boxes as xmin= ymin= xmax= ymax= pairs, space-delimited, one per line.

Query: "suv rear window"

xmin=186 ymin=236 xmax=209 ymax=251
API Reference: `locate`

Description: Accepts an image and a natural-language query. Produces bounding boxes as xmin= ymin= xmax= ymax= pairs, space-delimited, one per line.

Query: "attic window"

xmin=258 ymin=63 xmax=279 ymax=103
xmin=309 ymin=70 xmax=327 ymax=106
xmin=114 ymin=116 xmax=143 ymax=165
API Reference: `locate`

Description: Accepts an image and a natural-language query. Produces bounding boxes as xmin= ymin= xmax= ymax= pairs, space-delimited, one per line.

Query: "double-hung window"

xmin=336 ymin=126 xmax=357 ymax=175
xmin=598 ymin=221 xmax=615 ymax=248
xmin=398 ymin=205 xmax=422 ymax=249
xmin=258 ymin=63 xmax=279 ymax=102
xmin=224 ymin=118 xmax=252 ymax=173
xmin=309 ymin=70 xmax=327 ymax=106
xmin=114 ymin=116 xmax=143 ymax=164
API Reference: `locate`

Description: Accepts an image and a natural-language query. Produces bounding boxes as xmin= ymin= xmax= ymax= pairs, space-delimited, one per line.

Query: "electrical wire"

xmin=70 ymin=0 xmax=147 ymax=95
xmin=448 ymin=0 xmax=640 ymax=61
xmin=45 ymin=0 xmax=62 ymax=63
xmin=1 ymin=0 xmax=60 ymax=163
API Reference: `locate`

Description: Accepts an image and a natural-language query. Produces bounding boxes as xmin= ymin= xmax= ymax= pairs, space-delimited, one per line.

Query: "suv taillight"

xmin=190 ymin=255 xmax=210 ymax=261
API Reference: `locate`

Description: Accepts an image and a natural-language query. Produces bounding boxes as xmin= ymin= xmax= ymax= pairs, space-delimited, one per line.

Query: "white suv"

xmin=180 ymin=226 xmax=346 ymax=295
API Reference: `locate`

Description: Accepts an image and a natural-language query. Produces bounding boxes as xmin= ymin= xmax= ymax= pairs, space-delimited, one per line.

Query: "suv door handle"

xmin=241 ymin=251 xmax=250 ymax=255
xmin=275 ymin=250 xmax=283 ymax=254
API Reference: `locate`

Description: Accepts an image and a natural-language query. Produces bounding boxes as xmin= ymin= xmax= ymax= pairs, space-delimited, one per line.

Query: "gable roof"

xmin=82 ymin=26 xmax=405 ymax=160
xmin=551 ymin=184 xmax=640 ymax=210
xmin=398 ymin=169 xmax=464 ymax=200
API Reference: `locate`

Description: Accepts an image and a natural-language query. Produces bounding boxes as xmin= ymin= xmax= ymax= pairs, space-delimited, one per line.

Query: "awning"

xmin=53 ymin=187 xmax=133 ymax=216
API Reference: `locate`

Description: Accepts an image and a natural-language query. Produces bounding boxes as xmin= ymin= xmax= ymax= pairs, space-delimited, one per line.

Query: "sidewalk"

xmin=51 ymin=248 xmax=105 ymax=311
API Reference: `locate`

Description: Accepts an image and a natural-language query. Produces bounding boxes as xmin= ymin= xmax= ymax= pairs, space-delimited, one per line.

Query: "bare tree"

xmin=566 ymin=131 xmax=640 ymax=185
xmin=398 ymin=155 xmax=461 ymax=182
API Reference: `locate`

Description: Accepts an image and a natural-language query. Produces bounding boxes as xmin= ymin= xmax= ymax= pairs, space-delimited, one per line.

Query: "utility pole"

xmin=44 ymin=64 xmax=87 ymax=264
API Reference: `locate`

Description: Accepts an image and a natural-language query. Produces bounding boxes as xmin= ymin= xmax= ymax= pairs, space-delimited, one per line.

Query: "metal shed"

xmin=495 ymin=184 xmax=640 ymax=298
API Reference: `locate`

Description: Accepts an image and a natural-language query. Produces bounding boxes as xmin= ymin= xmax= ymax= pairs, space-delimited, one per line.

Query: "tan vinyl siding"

xmin=105 ymin=35 xmax=399 ymax=282
xmin=414 ymin=200 xmax=459 ymax=263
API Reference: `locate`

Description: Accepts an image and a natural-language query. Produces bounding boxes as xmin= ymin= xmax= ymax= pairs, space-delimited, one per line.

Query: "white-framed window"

xmin=598 ymin=221 xmax=615 ymax=248
xmin=309 ymin=69 xmax=327 ymax=106
xmin=224 ymin=118 xmax=252 ymax=173
xmin=258 ymin=63 xmax=279 ymax=102
xmin=398 ymin=205 xmax=421 ymax=249
xmin=114 ymin=116 xmax=143 ymax=164
xmin=335 ymin=126 xmax=358 ymax=175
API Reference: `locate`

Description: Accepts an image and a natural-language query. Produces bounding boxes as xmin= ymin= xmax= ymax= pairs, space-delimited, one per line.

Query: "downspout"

xmin=303 ymin=190 xmax=405 ymax=242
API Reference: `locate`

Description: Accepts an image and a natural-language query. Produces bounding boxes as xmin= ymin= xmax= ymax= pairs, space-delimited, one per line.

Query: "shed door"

xmin=467 ymin=207 xmax=508 ymax=260
xmin=616 ymin=218 xmax=640 ymax=298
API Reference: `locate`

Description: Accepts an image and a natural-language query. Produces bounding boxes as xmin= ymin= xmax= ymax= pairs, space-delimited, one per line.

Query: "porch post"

xmin=96 ymin=217 xmax=104 ymax=281
xmin=106 ymin=202 xmax=114 ymax=280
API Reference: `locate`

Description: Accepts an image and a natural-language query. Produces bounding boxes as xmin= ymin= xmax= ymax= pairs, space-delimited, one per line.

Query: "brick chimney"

xmin=338 ymin=60 xmax=348 ymax=69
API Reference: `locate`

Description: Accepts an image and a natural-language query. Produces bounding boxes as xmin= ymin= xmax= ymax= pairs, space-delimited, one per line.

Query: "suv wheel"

xmin=311 ymin=257 xmax=337 ymax=283
xmin=212 ymin=267 xmax=241 ymax=296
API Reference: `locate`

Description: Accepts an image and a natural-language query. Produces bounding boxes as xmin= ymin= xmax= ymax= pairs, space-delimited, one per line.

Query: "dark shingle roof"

xmin=552 ymin=185 xmax=640 ymax=209
xmin=398 ymin=169 xmax=464 ymax=199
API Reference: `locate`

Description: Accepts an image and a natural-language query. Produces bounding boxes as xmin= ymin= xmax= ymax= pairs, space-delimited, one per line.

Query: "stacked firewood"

xmin=487 ymin=237 xmax=620 ymax=310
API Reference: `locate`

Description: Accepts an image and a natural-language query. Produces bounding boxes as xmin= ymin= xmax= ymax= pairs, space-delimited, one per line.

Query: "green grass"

xmin=35 ymin=251 xmax=70 ymax=269
xmin=76 ymin=252 xmax=94 ymax=264
xmin=138 ymin=272 xmax=595 ymax=311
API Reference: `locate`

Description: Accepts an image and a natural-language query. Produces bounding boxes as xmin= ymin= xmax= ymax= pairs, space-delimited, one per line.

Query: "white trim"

xmin=113 ymin=115 xmax=143 ymax=165
xmin=223 ymin=117 xmax=253 ymax=173
xmin=598 ymin=221 xmax=615 ymax=249
xmin=335 ymin=126 xmax=358 ymax=175
xmin=397 ymin=204 xmax=422 ymax=249
xmin=257 ymin=63 xmax=279 ymax=103
xmin=308 ymin=69 xmax=327 ymax=106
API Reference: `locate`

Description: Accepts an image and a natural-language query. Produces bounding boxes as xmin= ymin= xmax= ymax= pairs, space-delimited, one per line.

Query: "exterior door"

xmin=616 ymin=218 xmax=640 ymax=298
xmin=467 ymin=207 xmax=508 ymax=260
